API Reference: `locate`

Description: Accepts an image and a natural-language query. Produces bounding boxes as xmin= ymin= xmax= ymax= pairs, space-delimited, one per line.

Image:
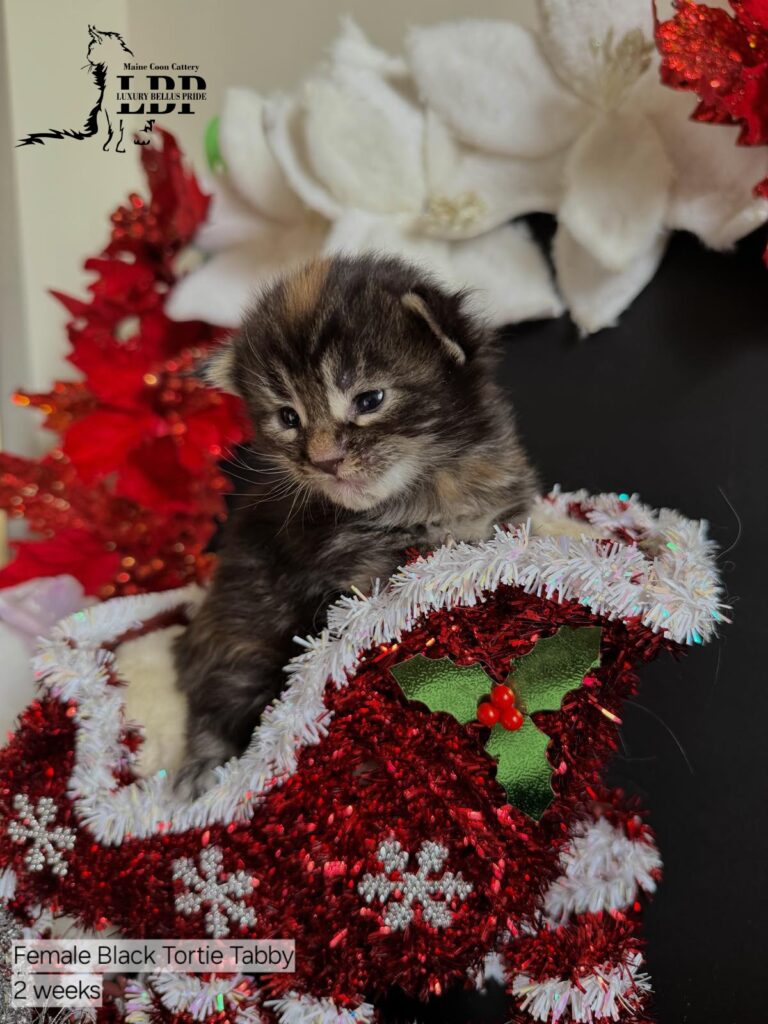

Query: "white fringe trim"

xmin=543 ymin=818 xmax=661 ymax=924
xmin=265 ymin=992 xmax=375 ymax=1024
xmin=0 ymin=866 xmax=17 ymax=900
xmin=29 ymin=491 xmax=724 ymax=843
xmin=512 ymin=952 xmax=651 ymax=1022
xmin=125 ymin=973 xmax=263 ymax=1023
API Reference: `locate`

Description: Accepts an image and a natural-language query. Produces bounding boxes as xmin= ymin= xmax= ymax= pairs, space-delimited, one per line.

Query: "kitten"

xmin=174 ymin=254 xmax=538 ymax=794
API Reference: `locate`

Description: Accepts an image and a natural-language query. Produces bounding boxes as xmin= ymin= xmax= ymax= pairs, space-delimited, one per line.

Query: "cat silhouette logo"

xmin=17 ymin=25 xmax=156 ymax=152
xmin=18 ymin=24 xmax=208 ymax=151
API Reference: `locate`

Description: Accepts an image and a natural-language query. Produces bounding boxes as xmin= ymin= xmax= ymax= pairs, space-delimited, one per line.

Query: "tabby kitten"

xmin=174 ymin=254 xmax=538 ymax=794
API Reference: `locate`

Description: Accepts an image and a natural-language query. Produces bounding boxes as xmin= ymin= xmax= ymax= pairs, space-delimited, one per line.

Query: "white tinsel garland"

xmin=0 ymin=869 xmax=16 ymax=901
xmin=125 ymin=972 xmax=260 ymax=1022
xmin=511 ymin=951 xmax=651 ymax=1023
xmin=542 ymin=818 xmax=660 ymax=924
xmin=123 ymin=977 xmax=376 ymax=1024
xmin=265 ymin=992 xmax=374 ymax=1024
xmin=28 ymin=491 xmax=724 ymax=844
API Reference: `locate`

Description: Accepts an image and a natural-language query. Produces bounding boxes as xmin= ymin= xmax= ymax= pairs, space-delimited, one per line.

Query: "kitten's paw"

xmin=173 ymin=756 xmax=225 ymax=801
xmin=174 ymin=729 xmax=238 ymax=800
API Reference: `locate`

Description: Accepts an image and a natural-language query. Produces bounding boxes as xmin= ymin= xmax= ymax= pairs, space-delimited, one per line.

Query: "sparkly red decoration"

xmin=476 ymin=701 xmax=500 ymax=726
xmin=491 ymin=683 xmax=515 ymax=709
xmin=0 ymin=129 xmax=248 ymax=597
xmin=657 ymin=0 xmax=768 ymax=225
xmin=0 ymin=582 xmax=674 ymax=1022
xmin=500 ymin=706 xmax=524 ymax=731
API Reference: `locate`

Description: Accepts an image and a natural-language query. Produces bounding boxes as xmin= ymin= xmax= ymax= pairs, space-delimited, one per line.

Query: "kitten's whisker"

xmin=278 ymin=480 xmax=310 ymax=535
xmin=234 ymin=479 xmax=299 ymax=510
xmin=221 ymin=449 xmax=293 ymax=475
xmin=231 ymin=485 xmax=295 ymax=507
xmin=223 ymin=466 xmax=289 ymax=488
xmin=223 ymin=453 xmax=288 ymax=477
xmin=299 ymin=482 xmax=315 ymax=531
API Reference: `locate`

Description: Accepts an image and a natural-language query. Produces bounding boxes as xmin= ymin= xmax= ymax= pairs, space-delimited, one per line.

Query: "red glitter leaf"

xmin=0 ymin=529 xmax=120 ymax=593
xmin=0 ymin=130 xmax=246 ymax=596
xmin=657 ymin=1 xmax=768 ymax=144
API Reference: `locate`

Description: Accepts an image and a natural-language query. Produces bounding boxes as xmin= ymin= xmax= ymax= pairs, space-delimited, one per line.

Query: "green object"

xmin=512 ymin=626 xmax=602 ymax=715
xmin=485 ymin=717 xmax=553 ymax=820
xmin=390 ymin=626 xmax=602 ymax=820
xmin=391 ymin=655 xmax=492 ymax=724
xmin=204 ymin=115 xmax=225 ymax=173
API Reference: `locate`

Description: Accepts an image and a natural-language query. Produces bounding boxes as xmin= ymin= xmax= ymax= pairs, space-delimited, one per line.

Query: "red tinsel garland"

xmin=0 ymin=583 xmax=672 ymax=1020
xmin=0 ymin=129 xmax=248 ymax=598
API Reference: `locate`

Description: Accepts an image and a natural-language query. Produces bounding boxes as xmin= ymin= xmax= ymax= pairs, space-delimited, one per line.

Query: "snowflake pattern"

xmin=357 ymin=839 xmax=472 ymax=930
xmin=172 ymin=846 xmax=257 ymax=938
xmin=6 ymin=794 xmax=76 ymax=877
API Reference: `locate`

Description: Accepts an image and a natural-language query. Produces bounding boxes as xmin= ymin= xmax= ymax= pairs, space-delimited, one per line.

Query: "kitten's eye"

xmin=279 ymin=406 xmax=301 ymax=429
xmin=354 ymin=389 xmax=385 ymax=415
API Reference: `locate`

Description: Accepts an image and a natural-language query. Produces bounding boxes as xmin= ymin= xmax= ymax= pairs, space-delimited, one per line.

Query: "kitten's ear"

xmin=401 ymin=292 xmax=466 ymax=366
xmin=199 ymin=338 xmax=238 ymax=393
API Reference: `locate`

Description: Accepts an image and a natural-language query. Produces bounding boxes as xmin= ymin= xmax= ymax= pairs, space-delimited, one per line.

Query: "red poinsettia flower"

xmin=0 ymin=530 xmax=121 ymax=594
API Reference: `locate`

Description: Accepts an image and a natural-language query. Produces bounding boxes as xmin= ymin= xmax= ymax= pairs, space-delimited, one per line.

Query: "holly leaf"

xmin=512 ymin=626 xmax=601 ymax=714
xmin=485 ymin=718 xmax=553 ymax=821
xmin=390 ymin=626 xmax=602 ymax=822
xmin=390 ymin=655 xmax=491 ymax=724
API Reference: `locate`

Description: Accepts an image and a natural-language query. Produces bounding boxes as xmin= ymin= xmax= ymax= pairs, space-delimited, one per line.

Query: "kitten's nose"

xmin=311 ymin=456 xmax=345 ymax=477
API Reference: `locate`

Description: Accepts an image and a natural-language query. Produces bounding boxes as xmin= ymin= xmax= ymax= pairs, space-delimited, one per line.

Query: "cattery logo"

xmin=18 ymin=24 xmax=207 ymax=153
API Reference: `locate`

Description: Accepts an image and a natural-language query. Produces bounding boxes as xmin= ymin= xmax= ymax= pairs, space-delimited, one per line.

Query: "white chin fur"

xmin=317 ymin=458 xmax=419 ymax=511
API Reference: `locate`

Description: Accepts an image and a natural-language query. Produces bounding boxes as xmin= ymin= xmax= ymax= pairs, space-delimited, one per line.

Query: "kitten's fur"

xmin=174 ymin=255 xmax=538 ymax=793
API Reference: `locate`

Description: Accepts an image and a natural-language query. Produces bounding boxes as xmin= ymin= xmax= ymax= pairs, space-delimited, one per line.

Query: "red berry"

xmin=501 ymin=707 xmax=524 ymax=731
xmin=477 ymin=702 xmax=500 ymax=727
xmin=491 ymin=684 xmax=515 ymax=709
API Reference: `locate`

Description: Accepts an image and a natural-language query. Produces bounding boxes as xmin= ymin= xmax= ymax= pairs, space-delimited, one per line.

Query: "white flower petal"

xmin=539 ymin=0 xmax=656 ymax=102
xmin=650 ymin=90 xmax=768 ymax=249
xmin=218 ymin=88 xmax=305 ymax=224
xmin=560 ymin=111 xmax=672 ymax=271
xmin=302 ymin=69 xmax=426 ymax=215
xmin=323 ymin=211 xmax=561 ymax=327
xmin=448 ymin=222 xmax=564 ymax=326
xmin=553 ymin=225 xmax=668 ymax=336
xmin=166 ymin=221 xmax=327 ymax=326
xmin=330 ymin=17 xmax=408 ymax=79
xmin=422 ymin=111 xmax=562 ymax=239
xmin=322 ymin=209 xmax=449 ymax=274
xmin=264 ymin=95 xmax=343 ymax=221
xmin=194 ymin=176 xmax=274 ymax=253
xmin=406 ymin=21 xmax=587 ymax=159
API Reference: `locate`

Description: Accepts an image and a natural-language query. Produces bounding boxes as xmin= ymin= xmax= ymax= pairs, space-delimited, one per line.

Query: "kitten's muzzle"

xmin=311 ymin=456 xmax=345 ymax=477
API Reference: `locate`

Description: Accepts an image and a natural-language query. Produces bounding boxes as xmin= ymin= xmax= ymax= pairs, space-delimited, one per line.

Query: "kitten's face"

xmin=212 ymin=257 xmax=493 ymax=512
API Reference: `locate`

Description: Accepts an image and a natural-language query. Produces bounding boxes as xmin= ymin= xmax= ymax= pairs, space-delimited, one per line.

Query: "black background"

xmin=385 ymin=223 xmax=768 ymax=1024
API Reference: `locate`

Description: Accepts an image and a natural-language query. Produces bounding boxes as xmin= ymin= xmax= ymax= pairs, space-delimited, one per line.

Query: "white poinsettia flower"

xmin=170 ymin=21 xmax=563 ymax=329
xmin=166 ymin=87 xmax=328 ymax=326
xmin=265 ymin=21 xmax=563 ymax=324
xmin=265 ymin=21 xmax=563 ymax=236
xmin=407 ymin=0 xmax=768 ymax=334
